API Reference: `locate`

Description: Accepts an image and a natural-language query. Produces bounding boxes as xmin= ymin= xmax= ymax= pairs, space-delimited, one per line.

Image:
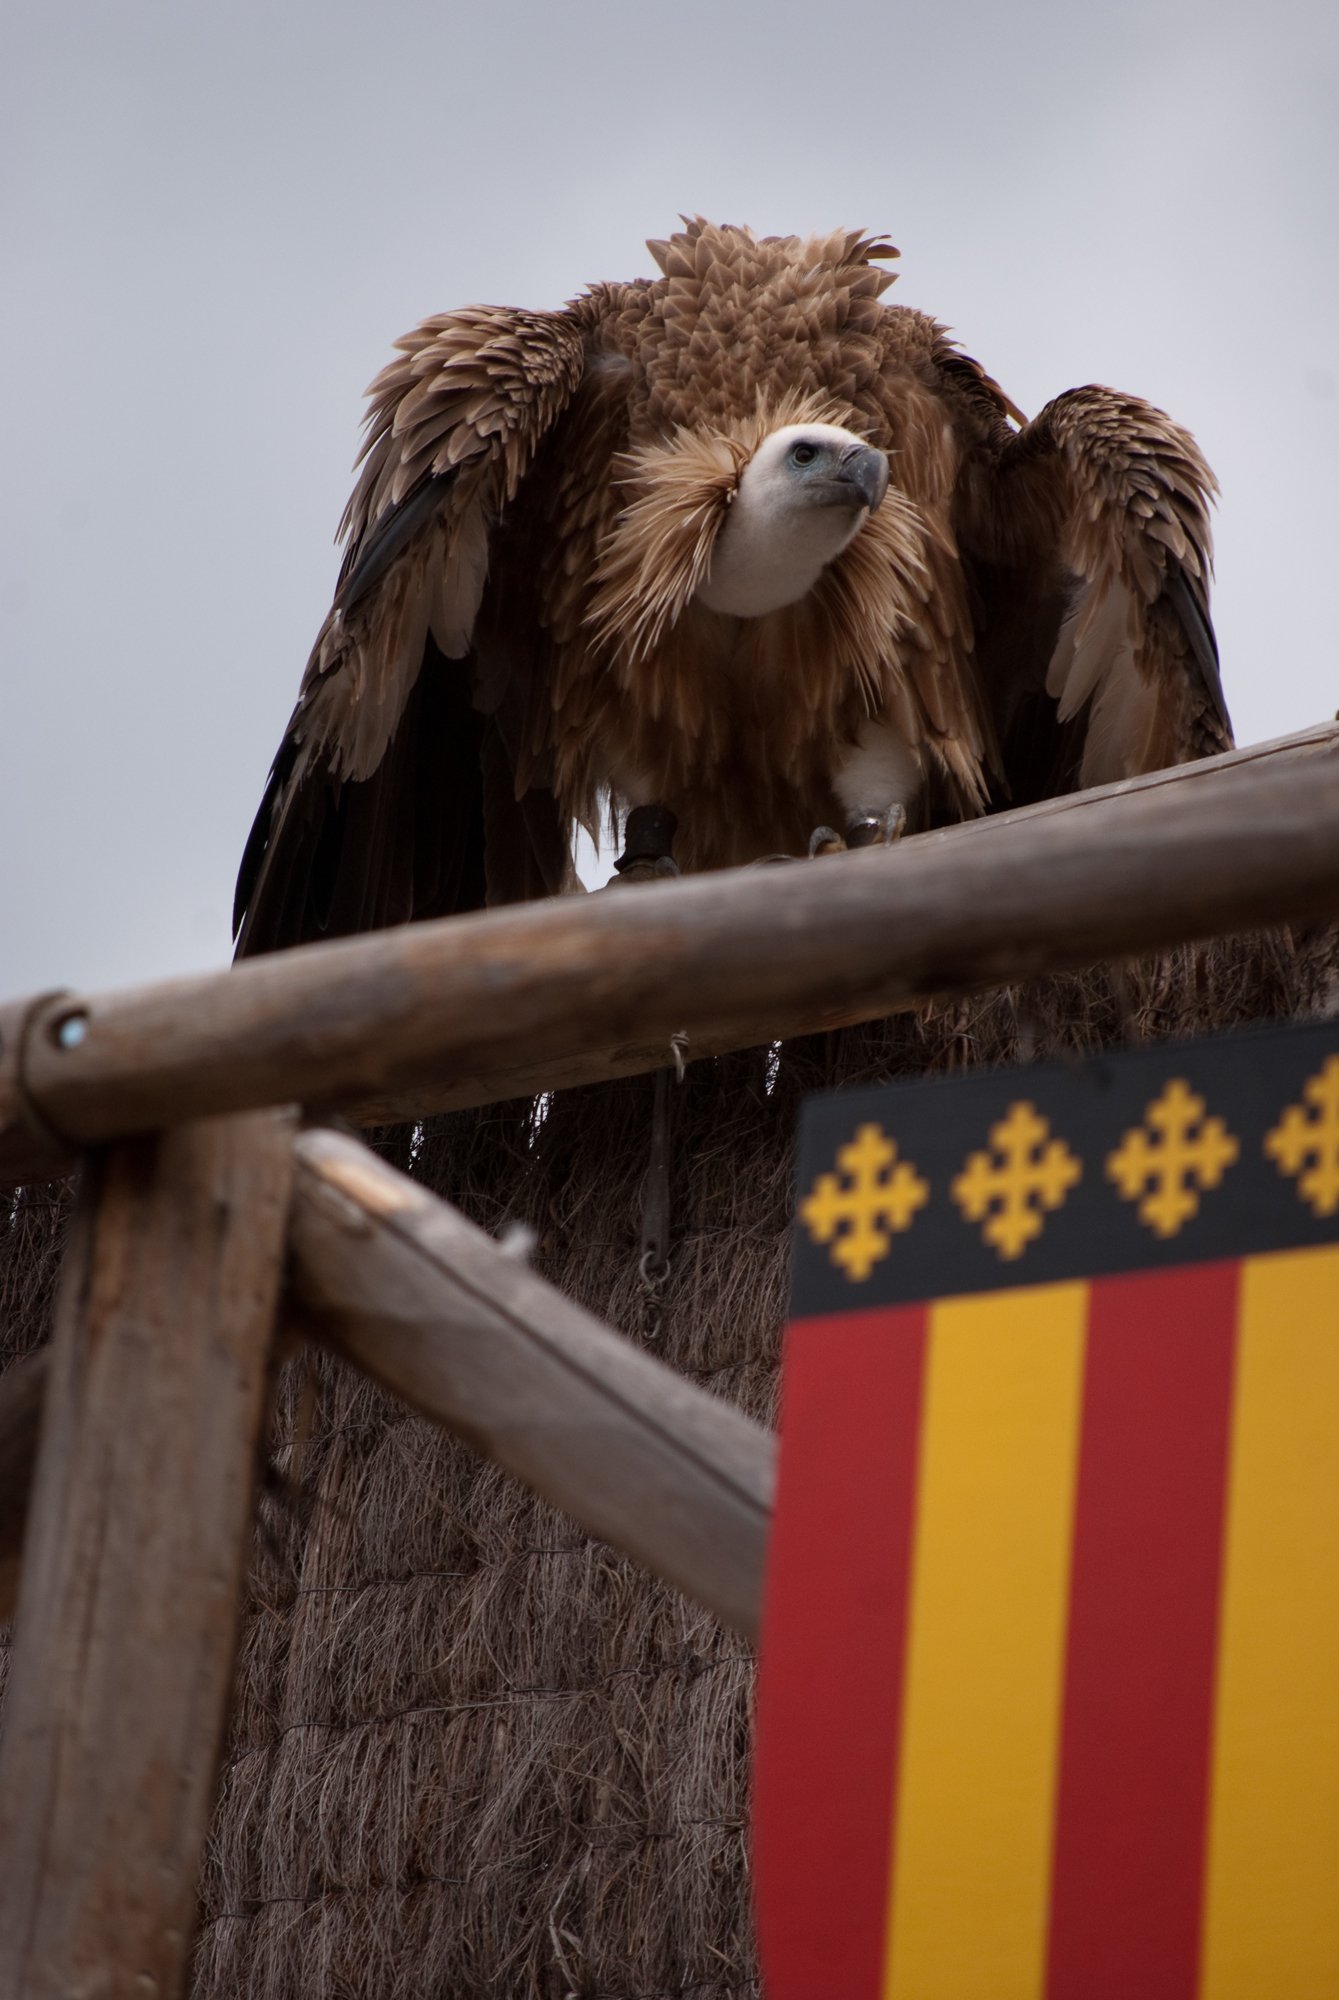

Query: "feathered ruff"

xmin=585 ymin=392 xmax=853 ymax=666
xmin=550 ymin=392 xmax=965 ymax=868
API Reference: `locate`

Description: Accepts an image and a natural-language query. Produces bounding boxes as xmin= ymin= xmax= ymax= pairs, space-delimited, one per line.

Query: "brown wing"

xmin=233 ymin=304 xmax=597 ymax=958
xmin=968 ymin=384 xmax=1229 ymax=804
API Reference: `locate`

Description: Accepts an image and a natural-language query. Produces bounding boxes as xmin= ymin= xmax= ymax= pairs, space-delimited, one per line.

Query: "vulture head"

xmin=587 ymin=401 xmax=910 ymax=668
xmin=696 ymin=423 xmax=891 ymax=618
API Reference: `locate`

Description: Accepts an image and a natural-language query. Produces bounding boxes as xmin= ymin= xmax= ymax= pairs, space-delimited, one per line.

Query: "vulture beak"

xmin=836 ymin=440 xmax=890 ymax=514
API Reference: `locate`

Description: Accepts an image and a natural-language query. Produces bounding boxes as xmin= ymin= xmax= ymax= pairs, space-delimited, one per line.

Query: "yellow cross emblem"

xmin=1106 ymin=1078 xmax=1238 ymax=1237
xmin=950 ymin=1101 xmax=1082 ymax=1261
xmin=799 ymin=1123 xmax=929 ymax=1282
xmin=1265 ymin=1055 xmax=1339 ymax=1216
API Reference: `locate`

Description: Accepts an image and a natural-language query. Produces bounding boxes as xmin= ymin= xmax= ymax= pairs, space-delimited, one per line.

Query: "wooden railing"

xmin=5 ymin=722 xmax=1339 ymax=1181
xmin=0 ymin=719 xmax=1337 ymax=1996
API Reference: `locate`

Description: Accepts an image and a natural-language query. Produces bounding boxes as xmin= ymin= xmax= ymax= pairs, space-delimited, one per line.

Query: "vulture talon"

xmin=846 ymin=804 xmax=907 ymax=848
xmin=808 ymin=825 xmax=846 ymax=858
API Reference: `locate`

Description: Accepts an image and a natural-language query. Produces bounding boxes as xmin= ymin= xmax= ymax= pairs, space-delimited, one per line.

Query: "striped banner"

xmin=755 ymin=1023 xmax=1339 ymax=2000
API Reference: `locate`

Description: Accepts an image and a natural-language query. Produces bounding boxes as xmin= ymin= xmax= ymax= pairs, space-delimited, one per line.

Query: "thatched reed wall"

xmin=0 ymin=1174 xmax=73 ymax=1721
xmin=2 ymin=929 xmax=1335 ymax=1997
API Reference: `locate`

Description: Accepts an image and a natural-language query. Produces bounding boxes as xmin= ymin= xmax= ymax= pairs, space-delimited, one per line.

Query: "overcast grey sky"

xmin=3 ymin=0 xmax=1336 ymax=997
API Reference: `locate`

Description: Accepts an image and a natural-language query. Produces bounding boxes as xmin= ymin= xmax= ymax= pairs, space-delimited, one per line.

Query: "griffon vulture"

xmin=233 ymin=219 xmax=1229 ymax=957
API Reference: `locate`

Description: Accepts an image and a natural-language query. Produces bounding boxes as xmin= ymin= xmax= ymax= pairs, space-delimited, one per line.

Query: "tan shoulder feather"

xmin=1031 ymin=387 xmax=1227 ymax=782
xmin=296 ymin=304 xmax=591 ymax=783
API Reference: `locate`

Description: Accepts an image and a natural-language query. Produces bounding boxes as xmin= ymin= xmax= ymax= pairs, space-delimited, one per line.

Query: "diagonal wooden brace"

xmin=288 ymin=1126 xmax=776 ymax=1638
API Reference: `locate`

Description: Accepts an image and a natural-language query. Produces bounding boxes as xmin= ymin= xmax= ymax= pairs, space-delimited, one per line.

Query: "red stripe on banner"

xmin=753 ymin=1305 xmax=928 ymax=2000
xmin=1045 ymin=1261 xmax=1240 ymax=2000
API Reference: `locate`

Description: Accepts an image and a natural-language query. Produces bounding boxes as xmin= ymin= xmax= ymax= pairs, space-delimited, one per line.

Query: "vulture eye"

xmin=789 ymin=441 xmax=819 ymax=467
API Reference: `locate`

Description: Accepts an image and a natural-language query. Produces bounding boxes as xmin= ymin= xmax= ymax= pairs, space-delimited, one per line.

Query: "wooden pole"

xmin=289 ymin=1127 xmax=776 ymax=1637
xmin=0 ymin=1109 xmax=295 ymax=2000
xmin=2 ymin=723 xmax=1338 ymax=1185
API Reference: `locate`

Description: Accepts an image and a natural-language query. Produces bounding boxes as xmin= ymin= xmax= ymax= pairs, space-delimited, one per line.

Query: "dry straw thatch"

xmin=2 ymin=928 xmax=1336 ymax=1998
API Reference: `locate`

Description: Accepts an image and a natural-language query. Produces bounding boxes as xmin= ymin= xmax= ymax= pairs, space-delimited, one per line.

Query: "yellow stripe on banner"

xmin=1201 ymin=1245 xmax=1339 ymax=2000
xmin=883 ymin=1284 xmax=1087 ymax=2000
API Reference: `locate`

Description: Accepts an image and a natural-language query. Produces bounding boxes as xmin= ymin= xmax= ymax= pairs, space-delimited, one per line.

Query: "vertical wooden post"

xmin=0 ymin=1108 xmax=295 ymax=2000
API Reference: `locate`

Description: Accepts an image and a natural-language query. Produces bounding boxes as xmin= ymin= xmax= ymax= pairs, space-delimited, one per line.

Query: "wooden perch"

xmin=0 ymin=1109 xmax=295 ymax=2000
xmin=289 ymin=1126 xmax=776 ymax=1637
xmin=3 ymin=722 xmax=1339 ymax=1185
